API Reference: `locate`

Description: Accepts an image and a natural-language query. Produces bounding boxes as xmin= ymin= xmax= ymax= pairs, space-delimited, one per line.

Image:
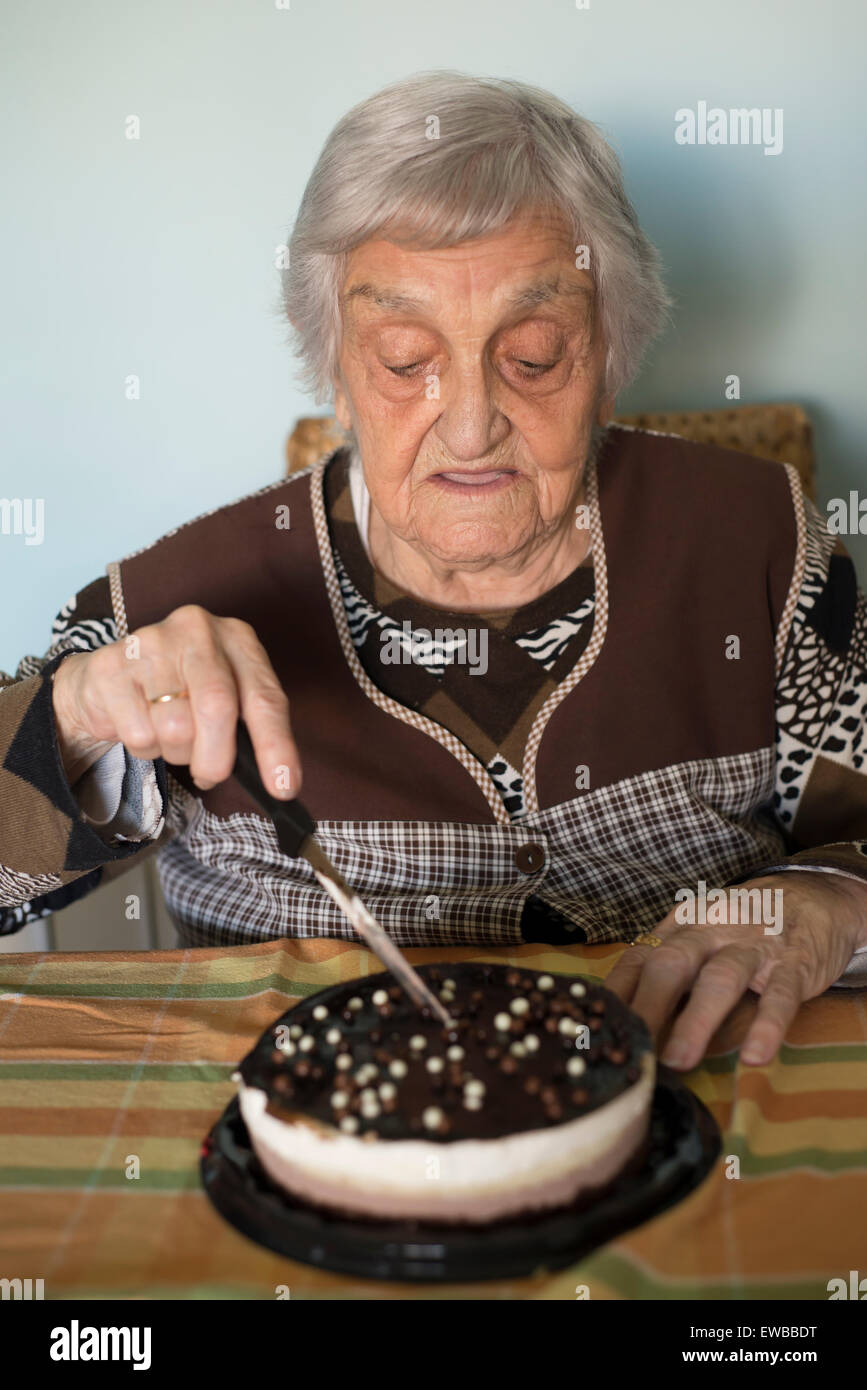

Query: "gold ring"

xmin=148 ymin=690 xmax=190 ymax=705
xmin=630 ymin=932 xmax=663 ymax=948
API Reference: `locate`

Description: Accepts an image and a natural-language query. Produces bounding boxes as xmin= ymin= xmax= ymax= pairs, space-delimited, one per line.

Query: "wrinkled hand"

xmin=52 ymin=604 xmax=302 ymax=797
xmin=606 ymin=872 xmax=867 ymax=1071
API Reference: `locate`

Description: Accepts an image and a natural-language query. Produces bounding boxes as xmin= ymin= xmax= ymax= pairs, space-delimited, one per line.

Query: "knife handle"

xmin=231 ymin=718 xmax=315 ymax=858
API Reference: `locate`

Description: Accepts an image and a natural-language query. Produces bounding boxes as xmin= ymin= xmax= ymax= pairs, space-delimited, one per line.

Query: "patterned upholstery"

xmin=286 ymin=403 xmax=816 ymax=500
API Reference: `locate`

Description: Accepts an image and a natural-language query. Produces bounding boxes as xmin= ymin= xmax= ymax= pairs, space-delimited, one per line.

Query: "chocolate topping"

xmin=238 ymin=963 xmax=652 ymax=1144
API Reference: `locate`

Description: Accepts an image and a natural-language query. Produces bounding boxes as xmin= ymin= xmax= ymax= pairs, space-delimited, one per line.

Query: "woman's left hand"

xmin=605 ymin=872 xmax=867 ymax=1070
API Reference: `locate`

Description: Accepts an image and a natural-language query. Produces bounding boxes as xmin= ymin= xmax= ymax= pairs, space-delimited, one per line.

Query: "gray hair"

xmin=280 ymin=70 xmax=670 ymax=404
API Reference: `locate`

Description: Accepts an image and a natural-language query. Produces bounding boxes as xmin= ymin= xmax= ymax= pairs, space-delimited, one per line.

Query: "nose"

xmin=433 ymin=361 xmax=510 ymax=462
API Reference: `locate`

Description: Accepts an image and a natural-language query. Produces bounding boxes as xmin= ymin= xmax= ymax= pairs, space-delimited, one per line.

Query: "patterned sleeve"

xmin=0 ymin=575 xmax=171 ymax=936
xmin=754 ymin=494 xmax=867 ymax=982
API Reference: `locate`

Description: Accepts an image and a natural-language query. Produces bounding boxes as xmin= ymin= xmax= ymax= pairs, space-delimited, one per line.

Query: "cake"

xmin=236 ymin=962 xmax=655 ymax=1225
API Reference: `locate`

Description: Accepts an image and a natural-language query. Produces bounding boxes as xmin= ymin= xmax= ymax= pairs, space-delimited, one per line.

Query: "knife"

xmin=230 ymin=719 xmax=454 ymax=1029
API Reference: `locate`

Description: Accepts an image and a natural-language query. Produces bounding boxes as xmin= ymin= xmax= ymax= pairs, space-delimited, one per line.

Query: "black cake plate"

xmin=200 ymin=1065 xmax=720 ymax=1283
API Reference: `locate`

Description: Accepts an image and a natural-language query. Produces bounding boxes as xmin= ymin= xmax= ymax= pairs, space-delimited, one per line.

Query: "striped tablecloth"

xmin=1 ymin=937 xmax=866 ymax=1300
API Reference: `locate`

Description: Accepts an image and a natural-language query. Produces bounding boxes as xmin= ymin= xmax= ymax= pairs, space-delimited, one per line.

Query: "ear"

xmin=333 ymin=383 xmax=352 ymax=432
xmin=596 ymin=392 xmax=616 ymax=428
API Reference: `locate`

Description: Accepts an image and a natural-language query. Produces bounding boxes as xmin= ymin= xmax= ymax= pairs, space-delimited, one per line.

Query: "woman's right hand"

xmin=51 ymin=604 xmax=302 ymax=798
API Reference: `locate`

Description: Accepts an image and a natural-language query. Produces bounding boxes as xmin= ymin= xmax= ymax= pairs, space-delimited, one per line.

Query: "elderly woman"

xmin=2 ymin=72 xmax=867 ymax=1074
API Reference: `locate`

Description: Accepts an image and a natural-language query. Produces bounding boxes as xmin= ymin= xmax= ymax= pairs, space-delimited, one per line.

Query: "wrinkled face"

xmin=333 ymin=210 xmax=614 ymax=569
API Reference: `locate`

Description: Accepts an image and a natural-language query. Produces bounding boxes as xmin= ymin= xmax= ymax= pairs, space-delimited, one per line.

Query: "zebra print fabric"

xmin=334 ymin=546 xmax=596 ymax=818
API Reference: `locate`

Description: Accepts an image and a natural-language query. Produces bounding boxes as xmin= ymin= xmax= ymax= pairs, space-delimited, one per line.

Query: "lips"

xmin=435 ymin=469 xmax=516 ymax=486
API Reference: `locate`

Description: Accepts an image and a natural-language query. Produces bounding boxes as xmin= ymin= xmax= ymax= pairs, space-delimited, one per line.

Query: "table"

xmin=1 ymin=938 xmax=866 ymax=1300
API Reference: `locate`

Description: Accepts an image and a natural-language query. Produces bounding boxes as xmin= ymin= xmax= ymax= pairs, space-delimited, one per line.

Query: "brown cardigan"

xmin=112 ymin=426 xmax=796 ymax=825
xmin=3 ymin=423 xmax=867 ymax=956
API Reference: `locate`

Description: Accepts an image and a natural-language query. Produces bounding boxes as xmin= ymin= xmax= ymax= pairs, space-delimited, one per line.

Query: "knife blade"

xmin=230 ymin=719 xmax=453 ymax=1028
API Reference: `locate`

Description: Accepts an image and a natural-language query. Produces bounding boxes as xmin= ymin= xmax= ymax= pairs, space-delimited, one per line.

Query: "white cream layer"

xmin=239 ymin=1051 xmax=655 ymax=1220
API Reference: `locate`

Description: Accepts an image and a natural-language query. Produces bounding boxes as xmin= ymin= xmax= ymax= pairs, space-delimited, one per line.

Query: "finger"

xmin=740 ymin=961 xmax=806 ymax=1066
xmin=219 ymin=619 xmax=302 ymax=798
xmin=80 ymin=643 xmax=163 ymax=758
xmin=605 ymin=948 xmax=647 ymax=1006
xmin=178 ymin=640 xmax=243 ymax=789
xmin=605 ymin=913 xmax=684 ymax=1004
xmin=660 ymin=945 xmax=762 ymax=1070
xmin=630 ymin=930 xmax=720 ymax=1041
xmin=138 ymin=648 xmax=197 ymax=767
xmin=99 ymin=676 xmax=163 ymax=761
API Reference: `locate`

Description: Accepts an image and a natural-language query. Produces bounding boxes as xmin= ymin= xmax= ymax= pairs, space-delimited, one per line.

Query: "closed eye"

xmin=513 ymin=359 xmax=558 ymax=377
xmin=385 ymin=361 xmax=426 ymax=377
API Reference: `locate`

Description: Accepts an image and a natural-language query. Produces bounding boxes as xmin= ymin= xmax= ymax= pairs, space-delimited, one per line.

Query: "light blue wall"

xmin=2 ymin=0 xmax=864 ymax=672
